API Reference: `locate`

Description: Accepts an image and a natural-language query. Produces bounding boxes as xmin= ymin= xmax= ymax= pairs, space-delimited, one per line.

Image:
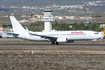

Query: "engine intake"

xmin=57 ymin=38 xmax=68 ymax=42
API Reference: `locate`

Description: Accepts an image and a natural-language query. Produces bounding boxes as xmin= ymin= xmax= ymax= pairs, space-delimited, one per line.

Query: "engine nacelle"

xmin=57 ymin=38 xmax=68 ymax=43
xmin=68 ymin=40 xmax=74 ymax=43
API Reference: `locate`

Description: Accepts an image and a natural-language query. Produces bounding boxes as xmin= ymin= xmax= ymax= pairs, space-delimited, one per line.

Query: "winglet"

xmin=25 ymin=27 xmax=30 ymax=34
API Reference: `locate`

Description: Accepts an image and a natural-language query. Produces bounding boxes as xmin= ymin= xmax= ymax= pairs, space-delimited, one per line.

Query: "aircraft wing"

xmin=6 ymin=28 xmax=57 ymax=40
xmin=29 ymin=33 xmax=57 ymax=41
xmin=26 ymin=27 xmax=57 ymax=41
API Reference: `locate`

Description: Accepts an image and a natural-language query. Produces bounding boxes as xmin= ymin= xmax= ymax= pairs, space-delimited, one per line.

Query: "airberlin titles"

xmin=71 ymin=31 xmax=85 ymax=35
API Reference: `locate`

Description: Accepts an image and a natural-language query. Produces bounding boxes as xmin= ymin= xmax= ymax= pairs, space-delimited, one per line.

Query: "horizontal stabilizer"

xmin=6 ymin=32 xmax=19 ymax=38
xmin=7 ymin=32 xmax=19 ymax=35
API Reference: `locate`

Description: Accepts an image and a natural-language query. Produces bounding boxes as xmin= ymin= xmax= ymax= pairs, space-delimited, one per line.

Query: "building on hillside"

xmin=100 ymin=24 xmax=105 ymax=28
xmin=0 ymin=26 xmax=14 ymax=38
xmin=69 ymin=25 xmax=73 ymax=28
xmin=0 ymin=27 xmax=14 ymax=32
xmin=21 ymin=15 xmax=26 ymax=17
xmin=70 ymin=16 xmax=75 ymax=20
xmin=79 ymin=17 xmax=92 ymax=20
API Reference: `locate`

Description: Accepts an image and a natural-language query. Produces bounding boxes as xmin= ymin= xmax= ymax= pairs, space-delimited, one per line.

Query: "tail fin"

xmin=10 ymin=16 xmax=26 ymax=34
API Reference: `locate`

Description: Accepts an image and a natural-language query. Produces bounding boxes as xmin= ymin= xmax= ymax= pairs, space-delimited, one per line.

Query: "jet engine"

xmin=68 ymin=40 xmax=74 ymax=43
xmin=57 ymin=38 xmax=68 ymax=42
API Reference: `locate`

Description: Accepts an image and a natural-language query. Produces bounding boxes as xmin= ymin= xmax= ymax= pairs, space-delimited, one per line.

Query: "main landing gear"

xmin=92 ymin=41 xmax=95 ymax=45
xmin=51 ymin=41 xmax=59 ymax=45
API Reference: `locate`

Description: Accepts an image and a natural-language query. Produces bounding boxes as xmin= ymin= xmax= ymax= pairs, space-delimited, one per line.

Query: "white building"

xmin=70 ymin=16 xmax=75 ymax=20
xmin=100 ymin=24 xmax=105 ymax=28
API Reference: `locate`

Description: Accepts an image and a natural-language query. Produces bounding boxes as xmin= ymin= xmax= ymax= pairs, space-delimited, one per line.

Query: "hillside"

xmin=0 ymin=0 xmax=100 ymax=6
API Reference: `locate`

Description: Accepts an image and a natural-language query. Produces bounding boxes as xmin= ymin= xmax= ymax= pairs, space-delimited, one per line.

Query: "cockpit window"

xmin=94 ymin=33 xmax=99 ymax=34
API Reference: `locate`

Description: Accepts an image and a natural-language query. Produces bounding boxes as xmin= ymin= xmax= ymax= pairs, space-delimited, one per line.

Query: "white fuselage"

xmin=9 ymin=16 xmax=104 ymax=44
xmin=17 ymin=30 xmax=103 ymax=42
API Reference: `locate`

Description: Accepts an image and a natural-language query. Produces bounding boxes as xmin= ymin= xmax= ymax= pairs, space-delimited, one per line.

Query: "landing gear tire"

xmin=92 ymin=41 xmax=95 ymax=45
xmin=51 ymin=41 xmax=55 ymax=45
xmin=56 ymin=42 xmax=59 ymax=45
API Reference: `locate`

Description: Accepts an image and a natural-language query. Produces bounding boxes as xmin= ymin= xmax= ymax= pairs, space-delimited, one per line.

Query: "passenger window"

xmin=94 ymin=33 xmax=99 ymax=34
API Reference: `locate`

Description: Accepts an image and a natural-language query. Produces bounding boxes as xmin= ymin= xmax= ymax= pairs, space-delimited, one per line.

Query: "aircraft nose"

xmin=98 ymin=32 xmax=104 ymax=39
xmin=99 ymin=34 xmax=104 ymax=39
xmin=100 ymin=35 xmax=104 ymax=39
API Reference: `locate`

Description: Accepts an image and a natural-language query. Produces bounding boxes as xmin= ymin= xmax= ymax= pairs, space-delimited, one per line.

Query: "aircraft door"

xmin=85 ymin=32 xmax=91 ymax=39
xmin=88 ymin=32 xmax=92 ymax=39
xmin=24 ymin=35 xmax=26 ymax=39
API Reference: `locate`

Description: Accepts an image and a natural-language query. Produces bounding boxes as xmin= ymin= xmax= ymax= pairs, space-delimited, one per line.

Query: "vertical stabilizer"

xmin=10 ymin=16 xmax=26 ymax=34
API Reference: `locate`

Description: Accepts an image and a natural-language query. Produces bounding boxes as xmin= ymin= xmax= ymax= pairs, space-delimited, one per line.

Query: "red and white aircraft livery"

xmin=9 ymin=16 xmax=104 ymax=45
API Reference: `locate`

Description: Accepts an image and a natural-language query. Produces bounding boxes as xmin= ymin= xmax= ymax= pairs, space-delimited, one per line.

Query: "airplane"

xmin=9 ymin=16 xmax=104 ymax=45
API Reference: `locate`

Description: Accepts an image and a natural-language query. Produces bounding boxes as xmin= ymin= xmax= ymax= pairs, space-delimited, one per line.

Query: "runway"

xmin=0 ymin=43 xmax=105 ymax=46
xmin=0 ymin=38 xmax=105 ymax=46
xmin=0 ymin=39 xmax=105 ymax=70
